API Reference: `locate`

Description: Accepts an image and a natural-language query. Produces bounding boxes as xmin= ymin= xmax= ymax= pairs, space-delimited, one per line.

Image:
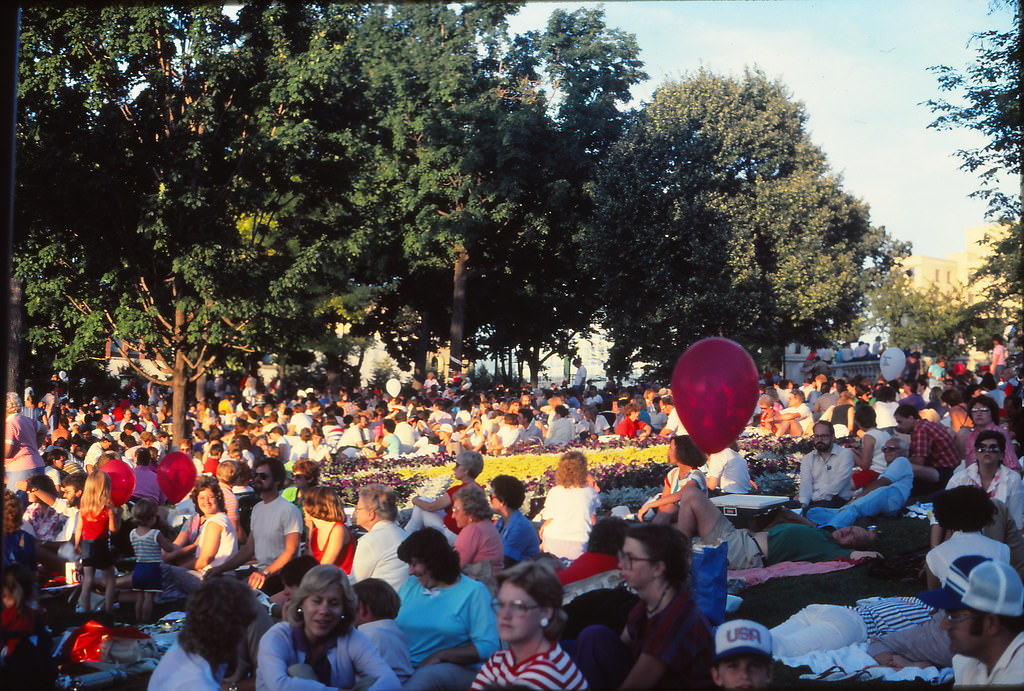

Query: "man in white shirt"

xmin=799 ymin=420 xmax=854 ymax=511
xmin=351 ymin=484 xmax=409 ymax=592
xmin=774 ymin=391 xmax=813 ymax=437
xmin=206 ymin=457 xmax=301 ymax=595
xmin=392 ymin=410 xmax=420 ymax=453
xmin=918 ymin=555 xmax=1024 ymax=686
xmin=544 ymin=405 xmax=576 ymax=445
xmin=338 ymin=413 xmax=378 ymax=458
xmin=572 ymin=357 xmax=587 ymax=395
xmin=706 ymin=443 xmax=754 ymax=495
xmin=287 ymin=402 xmax=314 ymax=435
xmin=658 ymin=395 xmax=689 ymax=437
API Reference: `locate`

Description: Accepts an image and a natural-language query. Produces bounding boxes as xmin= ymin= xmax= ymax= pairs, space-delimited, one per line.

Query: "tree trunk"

xmin=6 ymin=276 xmax=21 ymax=394
xmin=195 ymin=371 xmax=207 ymax=402
xmin=449 ymin=248 xmax=468 ymax=375
xmin=324 ymin=351 xmax=341 ymax=395
xmin=171 ymin=299 xmax=188 ymax=446
xmin=414 ymin=314 xmax=429 ymax=389
xmin=526 ymin=348 xmax=541 ymax=388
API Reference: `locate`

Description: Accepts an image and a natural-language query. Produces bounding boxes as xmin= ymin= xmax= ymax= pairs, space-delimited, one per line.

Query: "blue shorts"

xmin=131 ymin=562 xmax=163 ymax=592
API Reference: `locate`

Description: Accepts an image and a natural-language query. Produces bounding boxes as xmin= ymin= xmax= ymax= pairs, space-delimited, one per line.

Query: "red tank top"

xmin=310 ymin=523 xmax=355 ymax=574
xmin=81 ymin=508 xmax=109 ymax=541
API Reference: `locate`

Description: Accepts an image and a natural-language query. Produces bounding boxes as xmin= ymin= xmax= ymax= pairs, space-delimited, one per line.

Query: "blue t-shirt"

xmin=383 ymin=433 xmax=402 ymax=456
xmin=396 ymin=574 xmax=498 ymax=668
xmin=495 ymin=510 xmax=541 ymax=563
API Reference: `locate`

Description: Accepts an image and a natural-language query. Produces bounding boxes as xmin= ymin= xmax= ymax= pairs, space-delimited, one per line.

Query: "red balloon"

xmin=103 ymin=458 xmax=136 ymax=507
xmin=671 ymin=338 xmax=760 ymax=454
xmin=157 ymin=451 xmax=198 ymax=504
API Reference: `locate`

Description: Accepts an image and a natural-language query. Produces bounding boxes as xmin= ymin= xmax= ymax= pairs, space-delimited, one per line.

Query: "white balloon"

xmin=879 ymin=347 xmax=906 ymax=381
xmin=59 ymin=370 xmax=68 ymax=381
xmin=385 ymin=378 xmax=401 ymax=398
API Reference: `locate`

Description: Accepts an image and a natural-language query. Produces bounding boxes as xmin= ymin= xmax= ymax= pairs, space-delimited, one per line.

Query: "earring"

xmin=540 ymin=617 xmax=549 ymax=627
xmin=296 ymin=607 xmax=303 ymax=614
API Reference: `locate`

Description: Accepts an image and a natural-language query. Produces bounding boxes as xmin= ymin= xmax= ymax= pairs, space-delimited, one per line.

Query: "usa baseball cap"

xmin=918 ymin=555 xmax=1024 ymax=617
xmin=714 ymin=619 xmax=772 ymax=663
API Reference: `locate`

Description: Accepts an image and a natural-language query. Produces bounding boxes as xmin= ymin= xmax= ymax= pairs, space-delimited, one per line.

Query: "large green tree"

xmin=15 ymin=4 xmax=371 ymax=440
xmin=925 ymin=0 xmax=1022 ymax=319
xmin=349 ymin=4 xmax=645 ymax=385
xmin=583 ymin=69 xmax=899 ymax=378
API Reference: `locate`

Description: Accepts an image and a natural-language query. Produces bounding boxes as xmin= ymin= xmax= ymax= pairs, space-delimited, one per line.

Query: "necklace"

xmin=646 ymin=581 xmax=673 ymax=616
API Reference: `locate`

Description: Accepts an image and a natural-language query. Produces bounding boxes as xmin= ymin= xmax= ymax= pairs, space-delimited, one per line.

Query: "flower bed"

xmin=319 ymin=429 xmax=809 ymax=508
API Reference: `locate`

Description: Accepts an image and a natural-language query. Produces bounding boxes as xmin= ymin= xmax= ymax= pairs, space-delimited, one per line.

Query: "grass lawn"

xmin=735 ymin=511 xmax=939 ymax=688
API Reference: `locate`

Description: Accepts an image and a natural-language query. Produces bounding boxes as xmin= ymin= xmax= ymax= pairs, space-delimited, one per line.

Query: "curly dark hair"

xmin=670 ymin=435 xmax=707 ymax=468
xmin=179 ymin=576 xmax=258 ymax=671
xmin=490 ymin=475 xmax=526 ymax=511
xmin=397 ymin=528 xmax=461 ymax=584
xmin=586 ymin=517 xmax=628 ymax=556
xmin=190 ymin=475 xmax=225 ymax=516
xmin=4 ymin=489 xmax=24 ymax=533
xmin=933 ymin=486 xmax=996 ymax=532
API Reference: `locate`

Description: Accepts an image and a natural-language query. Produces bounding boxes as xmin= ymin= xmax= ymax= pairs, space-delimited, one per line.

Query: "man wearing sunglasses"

xmin=205 ymin=457 xmax=301 ymax=595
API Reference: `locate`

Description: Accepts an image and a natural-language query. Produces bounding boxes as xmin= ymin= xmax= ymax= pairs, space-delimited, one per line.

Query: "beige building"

xmin=902 ymin=224 xmax=1009 ymax=305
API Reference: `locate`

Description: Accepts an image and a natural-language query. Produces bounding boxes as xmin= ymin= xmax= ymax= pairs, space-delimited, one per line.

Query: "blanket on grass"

xmin=780 ymin=640 xmax=952 ymax=683
xmin=728 ymin=559 xmax=856 ymax=586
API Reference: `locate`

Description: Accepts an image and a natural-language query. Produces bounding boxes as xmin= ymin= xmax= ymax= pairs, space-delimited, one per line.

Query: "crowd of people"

xmin=2 ymin=343 xmax=1024 ymax=689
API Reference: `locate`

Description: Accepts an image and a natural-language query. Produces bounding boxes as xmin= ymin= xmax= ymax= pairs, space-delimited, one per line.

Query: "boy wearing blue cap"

xmin=711 ymin=619 xmax=773 ymax=690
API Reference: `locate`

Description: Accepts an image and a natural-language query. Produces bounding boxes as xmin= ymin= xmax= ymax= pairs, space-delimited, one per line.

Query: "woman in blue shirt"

xmin=489 ymin=475 xmax=540 ymax=566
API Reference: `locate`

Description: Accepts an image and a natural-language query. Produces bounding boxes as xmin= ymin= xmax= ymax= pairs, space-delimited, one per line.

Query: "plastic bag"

xmin=692 ymin=542 xmax=728 ymax=625
xmin=66 ymin=620 xmax=152 ymax=663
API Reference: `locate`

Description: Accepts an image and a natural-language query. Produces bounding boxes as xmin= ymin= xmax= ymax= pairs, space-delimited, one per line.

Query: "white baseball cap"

xmin=714 ymin=619 xmax=772 ymax=663
xmin=919 ymin=555 xmax=1024 ymax=616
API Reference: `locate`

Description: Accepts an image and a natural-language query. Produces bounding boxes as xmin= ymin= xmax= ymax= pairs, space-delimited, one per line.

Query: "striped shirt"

xmin=130 ymin=528 xmax=163 ymax=564
xmin=472 ymin=643 xmax=587 ymax=690
xmin=855 ymin=596 xmax=934 ymax=639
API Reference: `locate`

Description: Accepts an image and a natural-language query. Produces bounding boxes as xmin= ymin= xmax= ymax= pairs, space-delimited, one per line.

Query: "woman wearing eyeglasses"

xmin=944 ymin=430 xmax=1023 ymax=531
xmin=574 ymin=523 xmax=714 ymax=689
xmin=257 ymin=564 xmax=400 ymax=691
xmin=956 ymin=395 xmax=1019 ymax=471
xmin=471 ymin=561 xmax=586 ymax=690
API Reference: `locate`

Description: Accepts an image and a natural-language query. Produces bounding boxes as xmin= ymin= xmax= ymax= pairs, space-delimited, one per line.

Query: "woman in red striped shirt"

xmin=472 ymin=561 xmax=587 ymax=690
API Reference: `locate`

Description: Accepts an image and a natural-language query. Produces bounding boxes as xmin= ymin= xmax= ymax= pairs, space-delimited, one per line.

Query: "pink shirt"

xmin=454 ymin=520 xmax=505 ymax=578
xmin=5 ymin=414 xmax=44 ymax=473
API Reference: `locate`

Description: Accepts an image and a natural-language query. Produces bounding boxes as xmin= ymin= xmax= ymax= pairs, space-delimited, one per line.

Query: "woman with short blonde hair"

xmin=258 ymin=564 xmax=400 ymax=690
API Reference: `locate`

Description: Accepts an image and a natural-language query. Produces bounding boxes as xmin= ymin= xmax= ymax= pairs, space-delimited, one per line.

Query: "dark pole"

xmin=1 ymin=7 xmax=22 ymax=549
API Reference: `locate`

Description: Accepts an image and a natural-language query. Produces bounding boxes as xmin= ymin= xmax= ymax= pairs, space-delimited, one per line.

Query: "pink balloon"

xmin=671 ymin=338 xmax=760 ymax=454
xmin=157 ymin=451 xmax=197 ymax=504
xmin=103 ymin=458 xmax=136 ymax=507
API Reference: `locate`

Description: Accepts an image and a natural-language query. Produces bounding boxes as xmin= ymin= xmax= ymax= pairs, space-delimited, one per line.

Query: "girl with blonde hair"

xmin=74 ymin=470 xmax=120 ymax=614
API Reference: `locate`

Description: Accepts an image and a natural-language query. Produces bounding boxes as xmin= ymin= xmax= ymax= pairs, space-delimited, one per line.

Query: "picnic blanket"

xmin=779 ymin=640 xmax=953 ymax=683
xmin=728 ymin=559 xmax=857 ymax=586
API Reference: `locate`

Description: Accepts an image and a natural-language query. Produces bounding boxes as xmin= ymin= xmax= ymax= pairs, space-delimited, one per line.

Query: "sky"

xmin=507 ymin=0 xmax=1016 ymax=260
